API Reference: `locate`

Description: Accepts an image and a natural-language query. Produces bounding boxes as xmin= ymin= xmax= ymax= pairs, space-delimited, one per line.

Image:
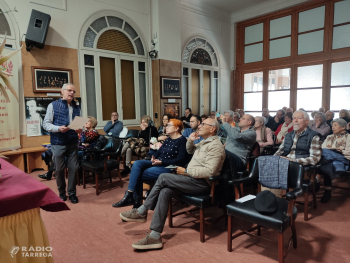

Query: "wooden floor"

xmin=31 ymin=170 xmax=350 ymax=263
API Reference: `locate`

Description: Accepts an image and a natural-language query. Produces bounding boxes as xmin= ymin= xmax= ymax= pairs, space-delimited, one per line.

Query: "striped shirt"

xmin=274 ymin=129 xmax=322 ymax=165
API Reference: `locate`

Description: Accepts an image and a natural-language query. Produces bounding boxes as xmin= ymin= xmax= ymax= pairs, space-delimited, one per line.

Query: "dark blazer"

xmin=265 ymin=115 xmax=275 ymax=130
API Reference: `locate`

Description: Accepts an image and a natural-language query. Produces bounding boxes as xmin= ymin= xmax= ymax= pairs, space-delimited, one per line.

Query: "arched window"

xmin=182 ymin=37 xmax=219 ymax=115
xmin=79 ymin=13 xmax=148 ymax=127
xmin=0 ymin=2 xmax=19 ymax=49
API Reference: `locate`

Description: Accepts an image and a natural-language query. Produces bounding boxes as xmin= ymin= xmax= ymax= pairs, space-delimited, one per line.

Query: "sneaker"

xmin=132 ymin=233 xmax=163 ymax=250
xmin=120 ymin=208 xmax=147 ymax=223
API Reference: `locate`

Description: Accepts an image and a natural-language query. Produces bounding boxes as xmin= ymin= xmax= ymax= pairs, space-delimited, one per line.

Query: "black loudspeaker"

xmin=25 ymin=9 xmax=51 ymax=51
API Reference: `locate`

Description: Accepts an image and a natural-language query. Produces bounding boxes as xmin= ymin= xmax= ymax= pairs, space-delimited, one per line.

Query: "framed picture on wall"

xmin=161 ymin=77 xmax=181 ymax=98
xmin=163 ymin=102 xmax=180 ymax=119
xmin=32 ymin=66 xmax=73 ymax=93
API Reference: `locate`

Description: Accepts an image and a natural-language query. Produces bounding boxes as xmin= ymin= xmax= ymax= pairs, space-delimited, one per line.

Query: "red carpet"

xmin=30 ymin=170 xmax=350 ymax=263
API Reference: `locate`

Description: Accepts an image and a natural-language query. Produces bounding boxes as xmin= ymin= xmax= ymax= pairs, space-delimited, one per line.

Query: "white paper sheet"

xmin=236 ymin=194 xmax=256 ymax=203
xmin=67 ymin=116 xmax=89 ymax=130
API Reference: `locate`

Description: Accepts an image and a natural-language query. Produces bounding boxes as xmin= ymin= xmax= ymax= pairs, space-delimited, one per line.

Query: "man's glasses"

xmin=199 ymin=123 xmax=213 ymax=127
xmin=65 ymin=89 xmax=76 ymax=94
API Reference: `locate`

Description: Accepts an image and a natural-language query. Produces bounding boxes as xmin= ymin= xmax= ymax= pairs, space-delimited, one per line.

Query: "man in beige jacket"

xmin=119 ymin=118 xmax=226 ymax=250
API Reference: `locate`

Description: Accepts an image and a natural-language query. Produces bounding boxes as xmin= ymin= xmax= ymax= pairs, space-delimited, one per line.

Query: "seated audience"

xmin=339 ymin=109 xmax=350 ymax=123
xmin=118 ymin=119 xmax=225 ymax=249
xmin=308 ymin=111 xmax=318 ymax=126
xmin=209 ymin=111 xmax=215 ymax=119
xmin=266 ymin=110 xmax=322 ymax=196
xmin=271 ymin=109 xmax=285 ymax=132
xmin=309 ymin=112 xmax=331 ymax=140
xmin=157 ymin=114 xmax=172 ymax=141
xmin=275 ymin=112 xmax=293 ymax=144
xmin=180 ymin=107 xmax=193 ymax=126
xmin=121 ymin=115 xmax=158 ymax=175
xmin=254 ymin=116 xmax=273 ymax=153
xmin=78 ymin=116 xmax=99 ymax=163
xmin=319 ymin=107 xmax=326 ymax=113
xmin=316 ymin=118 xmax=350 ymax=203
xmin=262 ymin=108 xmax=275 ymax=130
xmin=238 ymin=109 xmax=245 ymax=118
xmin=201 ymin=114 xmax=208 ymax=122
xmin=103 ymin=112 xmax=123 ymax=137
xmin=182 ymin=115 xmax=203 ymax=144
xmin=217 ymin=110 xmax=236 ymax=139
xmin=113 ymin=119 xmax=188 ymax=208
xmin=220 ymin=113 xmax=256 ymax=172
xmin=286 ymin=107 xmax=293 ymax=113
xmin=326 ymin=110 xmax=334 ymax=128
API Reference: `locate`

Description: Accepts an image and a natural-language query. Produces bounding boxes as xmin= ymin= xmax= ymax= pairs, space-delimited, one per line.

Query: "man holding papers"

xmin=43 ymin=83 xmax=82 ymax=204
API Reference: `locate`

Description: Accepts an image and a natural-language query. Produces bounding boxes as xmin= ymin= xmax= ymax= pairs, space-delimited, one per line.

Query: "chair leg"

xmin=278 ymin=232 xmax=284 ymax=263
xmin=109 ymin=171 xmax=112 ymax=183
xmin=95 ymin=173 xmax=99 ymax=195
xmin=240 ymin=183 xmax=244 ymax=197
xmin=83 ymin=169 xmax=86 ymax=189
xmin=168 ymin=200 xmax=173 ymax=228
xmin=304 ymin=192 xmax=308 ymax=221
xmin=200 ymin=208 xmax=205 ymax=243
xmin=312 ymin=183 xmax=317 ymax=209
xmin=291 ymin=222 xmax=297 ymax=249
xmin=227 ymin=215 xmax=232 ymax=252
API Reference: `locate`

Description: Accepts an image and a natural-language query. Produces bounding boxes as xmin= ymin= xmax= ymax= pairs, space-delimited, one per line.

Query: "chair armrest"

xmin=228 ymin=176 xmax=255 ymax=186
xmin=285 ymin=187 xmax=303 ymax=200
xmin=208 ymin=175 xmax=223 ymax=182
xmin=237 ymin=170 xmax=249 ymax=178
xmin=246 ymin=155 xmax=257 ymax=160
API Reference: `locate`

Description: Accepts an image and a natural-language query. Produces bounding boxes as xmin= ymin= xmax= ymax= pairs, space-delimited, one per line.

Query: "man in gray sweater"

xmin=220 ymin=113 xmax=256 ymax=172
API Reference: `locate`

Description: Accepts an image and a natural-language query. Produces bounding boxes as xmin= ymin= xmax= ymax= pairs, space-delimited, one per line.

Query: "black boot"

xmin=314 ymin=182 xmax=320 ymax=193
xmin=38 ymin=171 xmax=52 ymax=180
xmin=121 ymin=166 xmax=131 ymax=176
xmin=321 ymin=190 xmax=331 ymax=203
xmin=112 ymin=190 xmax=135 ymax=207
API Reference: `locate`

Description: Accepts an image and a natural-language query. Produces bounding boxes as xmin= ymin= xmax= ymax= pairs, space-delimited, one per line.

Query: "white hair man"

xmin=42 ymin=83 xmax=82 ymax=204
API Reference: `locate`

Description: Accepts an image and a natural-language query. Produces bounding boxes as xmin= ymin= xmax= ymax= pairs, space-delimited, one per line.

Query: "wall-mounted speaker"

xmin=25 ymin=9 xmax=51 ymax=51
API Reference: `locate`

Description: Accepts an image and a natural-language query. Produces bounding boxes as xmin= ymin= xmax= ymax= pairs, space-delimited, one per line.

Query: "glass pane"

xmin=90 ymin=17 xmax=107 ymax=33
xmin=182 ymin=76 xmax=188 ymax=114
xmin=297 ymin=64 xmax=323 ymax=88
xmin=138 ymin=61 xmax=145 ymax=72
xmin=107 ymin=16 xmax=123 ymax=28
xmin=99 ymin=57 xmax=117 ymax=121
xmin=270 ymin=15 xmax=291 ymax=39
xmin=269 ymin=37 xmax=291 ymax=59
xmin=139 ymin=73 xmax=147 ymax=118
xmin=134 ymin=38 xmax=145 ymax=56
xmin=124 ymin=22 xmax=138 ymax=39
xmin=183 ymin=49 xmax=190 ymax=63
xmin=268 ymin=91 xmax=290 ymax=111
xmin=214 ymin=71 xmax=218 ymax=78
xmin=245 ymin=23 xmax=263 ymax=44
xmin=196 ymin=38 xmax=206 ymax=47
xmin=244 ymin=92 xmax=262 ymax=111
xmin=187 ymin=39 xmax=197 ymax=51
xmin=244 ymin=72 xmax=263 ymax=92
xmin=121 ymin=60 xmax=136 ymax=119
xmin=334 ymin=1 xmax=350 ymax=25
xmin=331 ymin=60 xmax=350 ymax=86
xmin=212 ymin=53 xmax=218 ymax=67
xmin=84 ymin=28 xmax=97 ymax=48
xmin=297 ymin=89 xmax=322 ymax=111
xmin=0 ymin=9 xmax=11 ymax=36
xmin=298 ymin=30 xmax=324 ymax=55
xmin=211 ymin=79 xmax=218 ymax=112
xmin=298 ymin=6 xmax=325 ymax=32
xmin=244 ymin=43 xmax=263 ymax=63
xmin=269 ymin=68 xmax=290 ymax=90
xmin=183 ymin=67 xmax=188 ymax=76
xmin=206 ymin=42 xmax=214 ymax=53
xmin=84 ymin=55 xmax=94 ymax=66
xmin=85 ymin=68 xmax=97 ymax=118
xmin=333 ymin=24 xmax=350 ymax=50
xmin=244 ymin=112 xmax=261 ymax=117
xmin=330 ymin=87 xmax=350 ymax=111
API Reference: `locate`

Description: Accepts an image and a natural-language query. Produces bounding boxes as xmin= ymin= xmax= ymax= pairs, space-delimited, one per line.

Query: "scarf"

xmin=254 ymin=126 xmax=267 ymax=142
xmin=277 ymin=122 xmax=293 ymax=141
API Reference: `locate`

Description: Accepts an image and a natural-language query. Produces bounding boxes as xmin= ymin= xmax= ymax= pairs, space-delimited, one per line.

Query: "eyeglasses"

xmin=199 ymin=123 xmax=213 ymax=127
xmin=65 ymin=89 xmax=76 ymax=94
xmin=111 ymin=114 xmax=118 ymax=116
xmin=166 ymin=124 xmax=174 ymax=127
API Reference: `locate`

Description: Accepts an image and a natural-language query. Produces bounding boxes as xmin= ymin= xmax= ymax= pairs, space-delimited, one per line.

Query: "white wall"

xmin=4 ymin=0 xmax=151 ymax=49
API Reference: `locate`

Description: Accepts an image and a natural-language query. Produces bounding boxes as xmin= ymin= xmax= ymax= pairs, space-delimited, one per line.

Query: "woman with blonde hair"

xmin=113 ymin=119 xmax=188 ymax=208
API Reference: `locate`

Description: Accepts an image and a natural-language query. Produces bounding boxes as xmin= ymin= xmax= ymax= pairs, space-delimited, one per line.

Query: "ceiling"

xmin=191 ymin=0 xmax=275 ymax=13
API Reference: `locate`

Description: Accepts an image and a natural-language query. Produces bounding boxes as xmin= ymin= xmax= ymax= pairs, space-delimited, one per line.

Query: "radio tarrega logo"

xmin=9 ymin=246 xmax=20 ymax=258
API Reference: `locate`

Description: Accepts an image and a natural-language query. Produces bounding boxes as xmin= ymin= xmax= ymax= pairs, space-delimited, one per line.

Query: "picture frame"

xmin=32 ymin=66 xmax=73 ymax=93
xmin=161 ymin=77 xmax=181 ymax=98
xmin=163 ymin=102 xmax=180 ymax=119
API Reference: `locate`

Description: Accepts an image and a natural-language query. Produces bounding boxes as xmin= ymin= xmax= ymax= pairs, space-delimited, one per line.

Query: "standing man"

xmin=180 ymin=107 xmax=193 ymax=126
xmin=182 ymin=115 xmax=203 ymax=144
xmin=43 ymin=83 xmax=82 ymax=204
xmin=104 ymin=111 xmax=123 ymax=137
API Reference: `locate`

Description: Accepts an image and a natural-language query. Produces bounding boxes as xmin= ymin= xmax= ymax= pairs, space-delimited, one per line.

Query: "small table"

xmin=1 ymin=146 xmax=48 ymax=173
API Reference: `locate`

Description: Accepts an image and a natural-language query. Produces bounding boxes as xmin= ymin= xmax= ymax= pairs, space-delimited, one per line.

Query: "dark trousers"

xmin=225 ymin=150 xmax=246 ymax=174
xmin=51 ymin=143 xmax=79 ymax=196
xmin=143 ymin=173 xmax=210 ymax=233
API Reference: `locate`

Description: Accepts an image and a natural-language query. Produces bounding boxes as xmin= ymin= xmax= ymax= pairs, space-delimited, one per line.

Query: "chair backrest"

xmin=250 ymin=142 xmax=260 ymax=157
xmin=125 ymin=129 xmax=140 ymax=139
xmin=101 ymin=138 xmax=123 ymax=154
xmin=118 ymin=127 xmax=128 ymax=138
xmin=250 ymin=159 xmax=304 ymax=190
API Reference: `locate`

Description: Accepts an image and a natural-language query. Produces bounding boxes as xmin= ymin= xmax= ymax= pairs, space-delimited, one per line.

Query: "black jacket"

xmin=265 ymin=115 xmax=275 ymax=130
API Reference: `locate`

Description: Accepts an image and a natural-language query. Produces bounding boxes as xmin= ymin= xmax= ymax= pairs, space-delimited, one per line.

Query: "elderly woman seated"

xmin=339 ymin=109 xmax=350 ymax=123
xmin=254 ymin=116 xmax=273 ymax=153
xmin=113 ymin=119 xmax=189 ymax=208
xmin=309 ymin=112 xmax=331 ymax=140
xmin=274 ymin=112 xmax=293 ymax=144
xmin=316 ymin=118 xmax=350 ymax=203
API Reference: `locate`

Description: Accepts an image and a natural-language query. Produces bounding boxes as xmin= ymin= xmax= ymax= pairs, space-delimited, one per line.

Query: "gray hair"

xmin=340 ymin=109 xmax=350 ymax=117
xmin=209 ymin=119 xmax=220 ymax=134
xmin=255 ymin=116 xmax=266 ymax=124
xmin=293 ymin=110 xmax=310 ymax=120
xmin=331 ymin=118 xmax=347 ymax=128
xmin=326 ymin=110 xmax=335 ymax=117
xmin=233 ymin=112 xmax=240 ymax=118
xmin=314 ymin=112 xmax=326 ymax=123
xmin=62 ymin=83 xmax=74 ymax=90
xmin=224 ymin=110 xmax=234 ymax=119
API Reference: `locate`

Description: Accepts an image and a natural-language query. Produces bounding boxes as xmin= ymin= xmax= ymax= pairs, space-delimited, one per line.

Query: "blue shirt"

xmin=103 ymin=120 xmax=123 ymax=137
xmin=182 ymin=128 xmax=203 ymax=144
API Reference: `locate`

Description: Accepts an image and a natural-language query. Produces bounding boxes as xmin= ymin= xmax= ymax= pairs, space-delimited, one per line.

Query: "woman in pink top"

xmin=254 ymin=116 xmax=274 ymax=154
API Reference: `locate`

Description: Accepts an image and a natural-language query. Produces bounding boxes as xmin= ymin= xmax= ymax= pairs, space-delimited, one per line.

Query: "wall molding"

xmin=29 ymin=0 xmax=67 ymax=11
xmin=180 ymin=1 xmax=231 ymax=23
